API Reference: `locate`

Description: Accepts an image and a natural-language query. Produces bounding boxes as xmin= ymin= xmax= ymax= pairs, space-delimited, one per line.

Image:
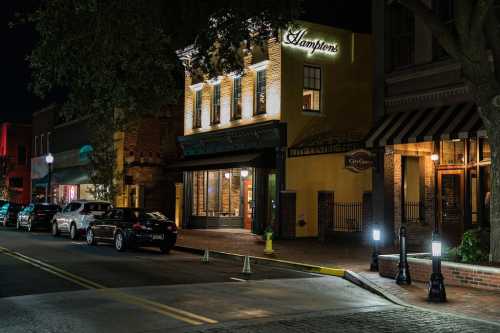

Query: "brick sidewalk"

xmin=177 ymin=229 xmax=500 ymax=324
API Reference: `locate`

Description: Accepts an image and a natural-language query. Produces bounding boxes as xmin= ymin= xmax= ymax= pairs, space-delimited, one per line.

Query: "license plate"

xmin=152 ymin=234 xmax=164 ymax=240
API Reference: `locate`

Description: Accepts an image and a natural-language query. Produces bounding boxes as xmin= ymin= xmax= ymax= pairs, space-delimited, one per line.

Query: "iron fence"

xmin=404 ymin=201 xmax=422 ymax=223
xmin=331 ymin=202 xmax=363 ymax=232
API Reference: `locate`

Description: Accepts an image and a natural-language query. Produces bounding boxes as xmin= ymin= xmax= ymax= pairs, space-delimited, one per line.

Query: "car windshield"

xmin=35 ymin=204 xmax=59 ymax=212
xmin=128 ymin=209 xmax=165 ymax=221
xmin=84 ymin=203 xmax=110 ymax=211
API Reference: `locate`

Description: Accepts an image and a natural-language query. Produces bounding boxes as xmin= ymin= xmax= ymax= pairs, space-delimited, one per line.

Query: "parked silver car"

xmin=51 ymin=200 xmax=111 ymax=240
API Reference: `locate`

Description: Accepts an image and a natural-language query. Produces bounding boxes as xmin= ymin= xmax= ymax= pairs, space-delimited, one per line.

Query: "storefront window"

xmin=440 ymin=140 xmax=465 ymax=165
xmin=480 ymin=138 xmax=490 ymax=161
xmin=192 ymin=168 xmax=246 ymax=217
xmin=192 ymin=171 xmax=206 ymax=216
xmin=467 ymin=138 xmax=477 ymax=164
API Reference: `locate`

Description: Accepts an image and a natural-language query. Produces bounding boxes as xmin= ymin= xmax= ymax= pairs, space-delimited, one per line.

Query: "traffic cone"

xmin=202 ymin=249 xmax=210 ymax=263
xmin=242 ymin=256 xmax=252 ymax=275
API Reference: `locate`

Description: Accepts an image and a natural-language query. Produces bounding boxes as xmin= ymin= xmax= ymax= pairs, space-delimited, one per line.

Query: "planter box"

xmin=379 ymin=253 xmax=500 ymax=291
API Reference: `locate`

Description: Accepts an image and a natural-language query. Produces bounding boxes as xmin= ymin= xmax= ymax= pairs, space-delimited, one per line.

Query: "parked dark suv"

xmin=86 ymin=208 xmax=177 ymax=253
xmin=17 ymin=203 xmax=60 ymax=231
xmin=0 ymin=202 xmax=23 ymax=227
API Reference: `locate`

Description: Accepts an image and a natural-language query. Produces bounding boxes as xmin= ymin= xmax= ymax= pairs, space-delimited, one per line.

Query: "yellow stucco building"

xmin=177 ymin=20 xmax=373 ymax=238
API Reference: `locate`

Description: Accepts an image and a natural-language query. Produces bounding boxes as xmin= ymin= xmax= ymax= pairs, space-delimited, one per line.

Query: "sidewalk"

xmin=176 ymin=229 xmax=500 ymax=324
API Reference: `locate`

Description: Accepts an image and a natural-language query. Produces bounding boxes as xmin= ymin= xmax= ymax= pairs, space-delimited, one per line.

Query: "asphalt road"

xmin=1 ymin=227 xmax=499 ymax=333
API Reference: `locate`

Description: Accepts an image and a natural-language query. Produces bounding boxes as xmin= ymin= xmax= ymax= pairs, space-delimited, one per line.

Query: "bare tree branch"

xmin=396 ymin=0 xmax=462 ymax=60
xmin=454 ymin=0 xmax=472 ymax=41
xmin=471 ymin=0 xmax=494 ymax=38
xmin=485 ymin=7 xmax=500 ymax=82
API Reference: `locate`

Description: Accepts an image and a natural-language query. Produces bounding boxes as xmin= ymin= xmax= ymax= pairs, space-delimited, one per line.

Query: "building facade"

xmin=31 ymin=105 xmax=183 ymax=216
xmin=177 ymin=20 xmax=373 ymax=238
xmin=370 ymin=0 xmax=489 ymax=248
xmin=0 ymin=122 xmax=32 ymax=204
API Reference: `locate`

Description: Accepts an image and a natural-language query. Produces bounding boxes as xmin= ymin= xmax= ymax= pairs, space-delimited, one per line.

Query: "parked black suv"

xmin=86 ymin=208 xmax=177 ymax=253
xmin=0 ymin=202 xmax=23 ymax=227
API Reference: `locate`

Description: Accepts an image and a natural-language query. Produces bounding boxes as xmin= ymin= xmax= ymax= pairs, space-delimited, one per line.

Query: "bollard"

xmin=264 ymin=226 xmax=274 ymax=255
xmin=242 ymin=256 xmax=252 ymax=275
xmin=395 ymin=225 xmax=411 ymax=285
xmin=201 ymin=249 xmax=210 ymax=263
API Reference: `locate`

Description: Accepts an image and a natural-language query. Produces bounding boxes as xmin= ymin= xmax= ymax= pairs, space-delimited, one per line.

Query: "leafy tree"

xmin=389 ymin=0 xmax=500 ymax=261
xmin=21 ymin=0 xmax=302 ymax=204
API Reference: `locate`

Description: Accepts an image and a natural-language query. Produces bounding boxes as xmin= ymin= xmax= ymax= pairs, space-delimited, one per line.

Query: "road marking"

xmin=0 ymin=245 xmax=217 ymax=325
xmin=230 ymin=277 xmax=247 ymax=282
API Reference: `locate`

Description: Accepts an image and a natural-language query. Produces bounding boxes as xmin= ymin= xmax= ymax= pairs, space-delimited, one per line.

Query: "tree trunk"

xmin=489 ymin=128 xmax=500 ymax=262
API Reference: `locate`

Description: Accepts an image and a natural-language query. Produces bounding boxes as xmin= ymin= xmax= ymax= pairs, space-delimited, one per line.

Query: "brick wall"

xmin=379 ymin=254 xmax=500 ymax=291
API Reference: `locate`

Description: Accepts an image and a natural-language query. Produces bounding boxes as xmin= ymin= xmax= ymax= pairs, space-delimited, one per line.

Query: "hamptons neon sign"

xmin=283 ymin=28 xmax=339 ymax=56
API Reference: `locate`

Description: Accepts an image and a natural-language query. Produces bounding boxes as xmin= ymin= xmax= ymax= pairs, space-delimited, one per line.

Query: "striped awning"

xmin=366 ymin=102 xmax=485 ymax=148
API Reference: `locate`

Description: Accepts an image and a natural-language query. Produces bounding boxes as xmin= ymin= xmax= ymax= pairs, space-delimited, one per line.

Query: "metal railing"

xmin=331 ymin=202 xmax=363 ymax=232
xmin=404 ymin=201 xmax=422 ymax=223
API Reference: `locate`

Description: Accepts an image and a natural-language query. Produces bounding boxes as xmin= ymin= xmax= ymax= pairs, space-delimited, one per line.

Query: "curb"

xmin=173 ymin=245 xmax=345 ymax=277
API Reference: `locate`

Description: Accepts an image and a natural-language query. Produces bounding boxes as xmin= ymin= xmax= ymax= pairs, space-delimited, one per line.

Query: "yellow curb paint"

xmin=0 ymin=245 xmax=217 ymax=326
xmin=203 ymin=249 xmax=346 ymax=278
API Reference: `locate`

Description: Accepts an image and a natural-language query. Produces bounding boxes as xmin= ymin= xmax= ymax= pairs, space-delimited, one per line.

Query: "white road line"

xmin=230 ymin=277 xmax=247 ymax=282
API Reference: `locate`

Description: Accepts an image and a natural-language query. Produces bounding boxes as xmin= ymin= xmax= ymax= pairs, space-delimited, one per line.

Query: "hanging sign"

xmin=345 ymin=149 xmax=374 ymax=173
xmin=283 ymin=28 xmax=339 ymax=56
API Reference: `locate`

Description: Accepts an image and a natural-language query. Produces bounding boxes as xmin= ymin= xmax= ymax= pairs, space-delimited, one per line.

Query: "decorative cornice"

xmin=190 ymin=83 xmax=204 ymax=91
xmin=248 ymin=60 xmax=269 ymax=71
xmin=386 ymin=61 xmax=461 ymax=85
xmin=385 ymin=85 xmax=469 ymax=108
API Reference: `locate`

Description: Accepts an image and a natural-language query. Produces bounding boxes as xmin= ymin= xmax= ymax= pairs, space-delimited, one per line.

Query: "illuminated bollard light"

xmin=428 ymin=232 xmax=447 ymax=302
xmin=370 ymin=225 xmax=381 ymax=272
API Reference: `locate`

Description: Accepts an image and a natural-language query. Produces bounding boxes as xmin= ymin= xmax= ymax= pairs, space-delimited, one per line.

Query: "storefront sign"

xmin=345 ymin=149 xmax=374 ymax=172
xmin=283 ymin=28 xmax=339 ymax=56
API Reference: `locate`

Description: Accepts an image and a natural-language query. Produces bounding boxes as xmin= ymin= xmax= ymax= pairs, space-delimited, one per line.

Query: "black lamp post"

xmin=395 ymin=225 xmax=411 ymax=284
xmin=45 ymin=153 xmax=54 ymax=204
xmin=428 ymin=150 xmax=446 ymax=302
xmin=370 ymin=225 xmax=381 ymax=271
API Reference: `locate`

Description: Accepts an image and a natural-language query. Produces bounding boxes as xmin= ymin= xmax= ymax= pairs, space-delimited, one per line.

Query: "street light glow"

xmin=372 ymin=228 xmax=381 ymax=241
xmin=432 ymin=240 xmax=442 ymax=257
xmin=240 ymin=169 xmax=249 ymax=178
xmin=45 ymin=153 xmax=54 ymax=164
xmin=431 ymin=153 xmax=439 ymax=162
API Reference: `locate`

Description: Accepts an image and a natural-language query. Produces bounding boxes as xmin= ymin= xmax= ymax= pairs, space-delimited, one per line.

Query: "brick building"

xmin=0 ymin=122 xmax=32 ymax=204
xmin=369 ymin=0 xmax=490 ymax=249
xmin=176 ymin=20 xmax=373 ymax=238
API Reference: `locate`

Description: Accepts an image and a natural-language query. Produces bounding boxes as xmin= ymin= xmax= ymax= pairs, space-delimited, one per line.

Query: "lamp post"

xmin=45 ymin=153 xmax=54 ymax=204
xmin=370 ymin=225 xmax=381 ymax=271
xmin=428 ymin=150 xmax=446 ymax=302
xmin=395 ymin=225 xmax=411 ymax=284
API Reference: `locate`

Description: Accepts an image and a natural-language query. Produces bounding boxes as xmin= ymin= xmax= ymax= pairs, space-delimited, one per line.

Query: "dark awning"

xmin=366 ymin=102 xmax=484 ymax=148
xmin=167 ymin=153 xmax=273 ymax=171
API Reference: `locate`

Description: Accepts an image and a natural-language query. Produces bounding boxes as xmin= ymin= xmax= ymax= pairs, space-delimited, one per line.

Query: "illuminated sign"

xmin=283 ymin=29 xmax=339 ymax=56
xmin=345 ymin=149 xmax=373 ymax=173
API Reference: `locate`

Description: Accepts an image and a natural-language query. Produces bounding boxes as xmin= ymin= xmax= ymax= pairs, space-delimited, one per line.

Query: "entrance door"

xmin=438 ymin=170 xmax=464 ymax=246
xmin=242 ymin=179 xmax=253 ymax=230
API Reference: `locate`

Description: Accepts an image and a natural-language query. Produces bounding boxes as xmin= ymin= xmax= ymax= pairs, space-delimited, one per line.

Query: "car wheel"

xmin=114 ymin=231 xmax=126 ymax=252
xmin=86 ymin=228 xmax=97 ymax=246
xmin=70 ymin=223 xmax=78 ymax=240
xmin=159 ymin=242 xmax=172 ymax=254
xmin=51 ymin=221 xmax=59 ymax=237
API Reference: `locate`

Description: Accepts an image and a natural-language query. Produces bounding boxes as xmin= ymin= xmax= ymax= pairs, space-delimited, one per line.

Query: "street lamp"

xmin=370 ymin=225 xmax=381 ymax=271
xmin=45 ymin=153 xmax=54 ymax=204
xmin=428 ymin=148 xmax=446 ymax=302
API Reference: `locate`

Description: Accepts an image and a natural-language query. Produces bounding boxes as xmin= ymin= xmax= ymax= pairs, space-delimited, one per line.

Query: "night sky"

xmin=1 ymin=0 xmax=371 ymax=124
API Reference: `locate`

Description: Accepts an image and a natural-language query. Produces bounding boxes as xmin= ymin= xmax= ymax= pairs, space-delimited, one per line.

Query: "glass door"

xmin=438 ymin=170 xmax=464 ymax=247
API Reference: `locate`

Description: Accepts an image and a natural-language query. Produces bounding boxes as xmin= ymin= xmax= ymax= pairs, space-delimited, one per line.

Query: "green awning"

xmin=31 ymin=166 xmax=90 ymax=187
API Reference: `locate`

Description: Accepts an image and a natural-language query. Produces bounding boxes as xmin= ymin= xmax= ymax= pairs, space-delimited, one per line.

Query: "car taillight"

xmin=166 ymin=223 xmax=177 ymax=232
xmin=132 ymin=223 xmax=147 ymax=231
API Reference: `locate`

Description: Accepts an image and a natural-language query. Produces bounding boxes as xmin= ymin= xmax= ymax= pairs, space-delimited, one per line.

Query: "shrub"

xmin=456 ymin=230 xmax=488 ymax=264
